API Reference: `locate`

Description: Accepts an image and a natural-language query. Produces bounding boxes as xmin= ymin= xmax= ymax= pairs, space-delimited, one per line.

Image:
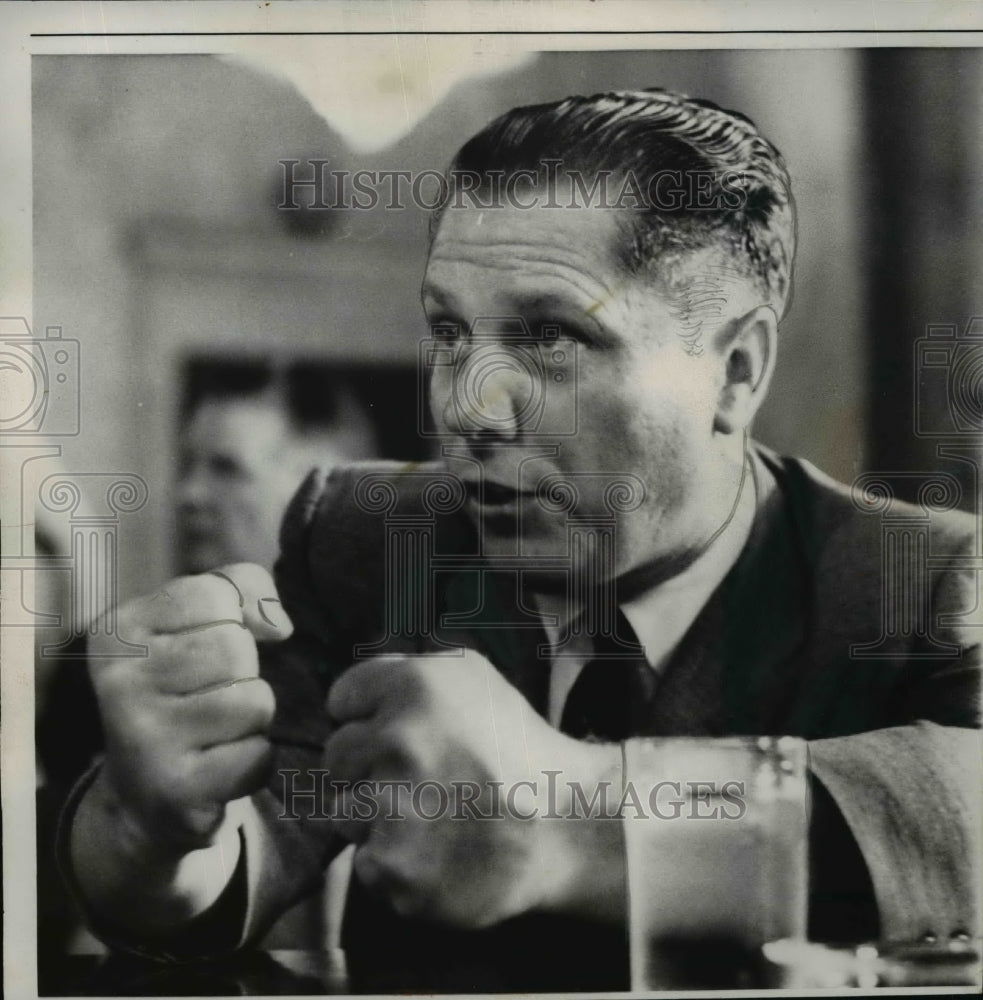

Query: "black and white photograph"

xmin=2 ymin=2 xmax=982 ymax=997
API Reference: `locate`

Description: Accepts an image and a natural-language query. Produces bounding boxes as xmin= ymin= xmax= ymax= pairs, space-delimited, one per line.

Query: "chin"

xmin=485 ymin=523 xmax=589 ymax=573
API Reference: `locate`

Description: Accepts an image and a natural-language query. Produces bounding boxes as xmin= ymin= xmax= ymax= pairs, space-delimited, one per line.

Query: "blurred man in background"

xmin=176 ymin=363 xmax=378 ymax=574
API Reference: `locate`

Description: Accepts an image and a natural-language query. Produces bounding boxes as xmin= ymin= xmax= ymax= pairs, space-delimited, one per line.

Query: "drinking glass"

xmin=623 ymin=736 xmax=808 ymax=990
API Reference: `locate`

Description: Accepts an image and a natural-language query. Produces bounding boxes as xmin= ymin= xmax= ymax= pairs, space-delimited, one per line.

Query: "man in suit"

xmin=175 ymin=368 xmax=379 ymax=576
xmin=63 ymin=89 xmax=980 ymax=990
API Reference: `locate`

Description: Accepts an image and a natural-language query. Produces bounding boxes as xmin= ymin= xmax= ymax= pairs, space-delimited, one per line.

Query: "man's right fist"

xmin=87 ymin=563 xmax=292 ymax=854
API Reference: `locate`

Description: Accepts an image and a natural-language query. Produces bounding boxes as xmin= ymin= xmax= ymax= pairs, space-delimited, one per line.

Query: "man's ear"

xmin=713 ymin=304 xmax=778 ymax=435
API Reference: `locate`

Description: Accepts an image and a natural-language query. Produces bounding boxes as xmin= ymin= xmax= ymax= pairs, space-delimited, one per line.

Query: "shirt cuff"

xmin=55 ymin=760 xmax=250 ymax=963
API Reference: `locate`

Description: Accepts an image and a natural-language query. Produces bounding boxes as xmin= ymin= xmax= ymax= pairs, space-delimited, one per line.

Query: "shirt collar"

xmin=622 ymin=455 xmax=759 ymax=671
xmin=534 ymin=450 xmax=760 ymax=672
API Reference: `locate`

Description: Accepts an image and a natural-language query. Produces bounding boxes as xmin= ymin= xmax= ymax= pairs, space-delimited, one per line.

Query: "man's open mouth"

xmin=464 ymin=480 xmax=531 ymax=507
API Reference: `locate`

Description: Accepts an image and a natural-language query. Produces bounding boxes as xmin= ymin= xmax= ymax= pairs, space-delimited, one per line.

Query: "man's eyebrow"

xmin=518 ymin=293 xmax=612 ymax=337
xmin=420 ymin=285 xmax=457 ymax=316
xmin=419 ymin=289 xmax=614 ymax=340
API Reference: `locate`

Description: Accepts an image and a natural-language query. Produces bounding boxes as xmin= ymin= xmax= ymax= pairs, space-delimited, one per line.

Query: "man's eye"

xmin=209 ymin=455 xmax=247 ymax=479
xmin=562 ymin=327 xmax=591 ymax=347
xmin=544 ymin=323 xmax=594 ymax=350
xmin=431 ymin=321 xmax=463 ymax=341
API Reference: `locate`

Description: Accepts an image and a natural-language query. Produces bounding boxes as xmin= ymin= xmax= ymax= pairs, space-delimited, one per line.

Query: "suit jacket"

xmin=66 ymin=447 xmax=981 ymax=990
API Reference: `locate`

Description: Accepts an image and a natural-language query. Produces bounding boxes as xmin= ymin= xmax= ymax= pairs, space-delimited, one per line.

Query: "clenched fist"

xmin=323 ymin=650 xmax=624 ymax=928
xmin=87 ymin=563 xmax=292 ymax=853
xmin=70 ymin=564 xmax=294 ymax=935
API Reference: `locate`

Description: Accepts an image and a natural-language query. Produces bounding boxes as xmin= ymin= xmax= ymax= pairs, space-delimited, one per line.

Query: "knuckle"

xmin=96 ymin=673 xmax=158 ymax=737
xmin=390 ymin=888 xmax=428 ymax=920
xmin=115 ymin=593 xmax=144 ymax=624
xmin=322 ymin=724 xmax=351 ymax=761
xmin=170 ymin=574 xmax=242 ymax=622
xmin=148 ymin=749 xmax=196 ymax=813
xmin=382 ymin=862 xmax=443 ymax=922
xmin=178 ymin=624 xmax=258 ymax=678
xmin=380 ymin=721 xmax=430 ymax=775
xmin=215 ymin=562 xmax=276 ymax=601
xmin=209 ymin=621 xmax=258 ymax=663
xmin=233 ymin=733 xmax=274 ymax=780
xmin=126 ymin=704 xmax=185 ymax=765
xmin=354 ymin=846 xmax=411 ymax=898
xmin=236 ymin=677 xmax=276 ymax=729
xmin=389 ymin=658 xmax=428 ymax=701
xmin=325 ymin=673 xmax=351 ymax=719
xmin=91 ymin=601 xmax=143 ymax=654
xmin=88 ymin=658 xmax=135 ymax=701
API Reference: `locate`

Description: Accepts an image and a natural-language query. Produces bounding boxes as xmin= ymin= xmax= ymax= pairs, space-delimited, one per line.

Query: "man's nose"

xmin=176 ymin=466 xmax=210 ymax=509
xmin=442 ymin=345 xmax=537 ymax=443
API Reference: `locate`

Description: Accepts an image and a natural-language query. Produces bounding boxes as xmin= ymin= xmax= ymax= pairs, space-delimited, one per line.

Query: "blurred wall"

xmin=33 ymin=48 xmax=980 ymax=596
xmin=860 ymin=48 xmax=983 ymax=512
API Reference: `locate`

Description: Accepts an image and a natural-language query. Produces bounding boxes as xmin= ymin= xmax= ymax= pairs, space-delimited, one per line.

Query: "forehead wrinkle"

xmin=429 ymin=234 xmax=612 ymax=275
xmin=426 ymin=243 xmax=620 ymax=315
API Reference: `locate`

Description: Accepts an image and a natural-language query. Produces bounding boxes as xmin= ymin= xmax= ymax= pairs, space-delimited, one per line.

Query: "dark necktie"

xmin=559 ymin=609 xmax=657 ymax=740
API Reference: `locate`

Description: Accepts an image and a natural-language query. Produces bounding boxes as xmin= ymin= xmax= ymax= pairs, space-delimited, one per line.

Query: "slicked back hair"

xmin=431 ymin=88 xmax=797 ymax=321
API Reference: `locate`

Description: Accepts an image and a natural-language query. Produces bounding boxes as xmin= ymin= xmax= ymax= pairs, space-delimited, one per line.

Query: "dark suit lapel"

xmin=436 ymin=568 xmax=552 ymax=718
xmin=646 ymin=450 xmax=812 ymax=737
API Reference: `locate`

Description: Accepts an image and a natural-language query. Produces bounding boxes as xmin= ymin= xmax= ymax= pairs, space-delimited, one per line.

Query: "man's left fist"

xmin=322 ymin=650 xmax=613 ymax=927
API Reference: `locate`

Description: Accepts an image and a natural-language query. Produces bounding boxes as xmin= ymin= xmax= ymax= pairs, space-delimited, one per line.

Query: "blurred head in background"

xmin=176 ymin=363 xmax=378 ymax=574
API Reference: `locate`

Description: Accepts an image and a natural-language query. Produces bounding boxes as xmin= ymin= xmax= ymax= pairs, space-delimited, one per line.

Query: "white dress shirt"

xmin=538 ymin=461 xmax=759 ymax=728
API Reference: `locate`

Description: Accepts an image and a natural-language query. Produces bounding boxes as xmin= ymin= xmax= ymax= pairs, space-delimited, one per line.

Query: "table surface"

xmin=38 ymin=940 xmax=982 ymax=995
xmin=39 ymin=950 xmax=350 ymax=996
